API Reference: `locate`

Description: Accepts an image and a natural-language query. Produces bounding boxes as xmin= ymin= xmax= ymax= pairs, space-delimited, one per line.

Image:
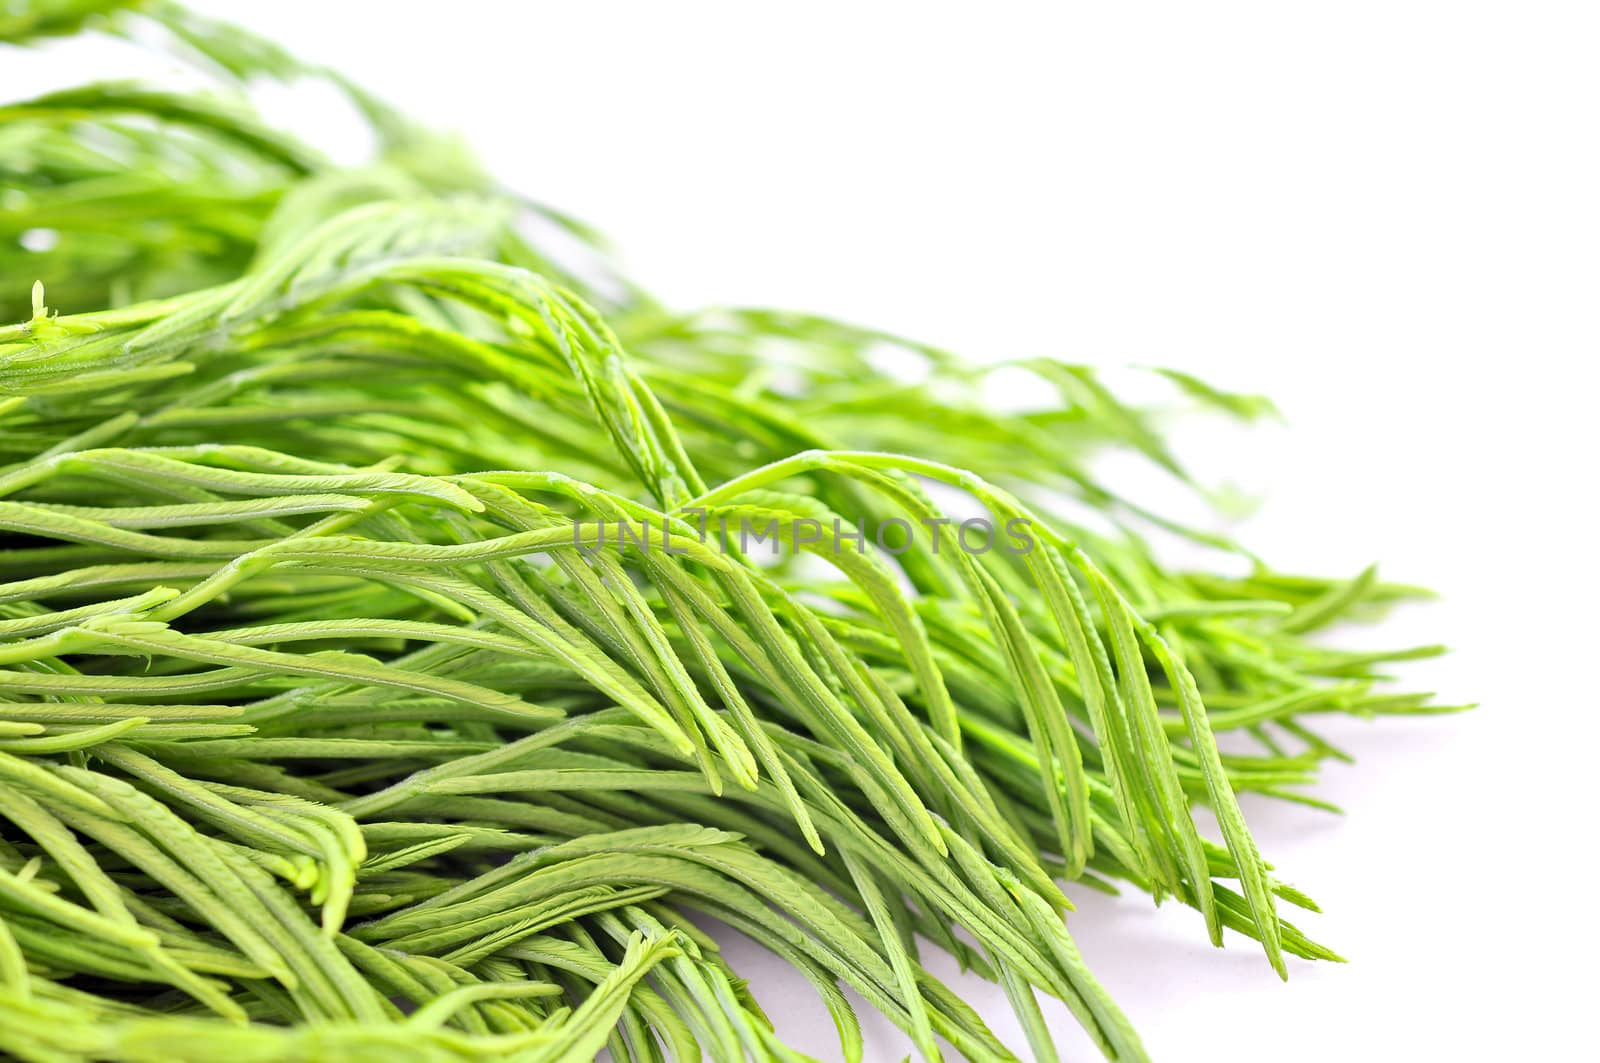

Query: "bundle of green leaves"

xmin=0 ymin=4 xmax=1462 ymax=1061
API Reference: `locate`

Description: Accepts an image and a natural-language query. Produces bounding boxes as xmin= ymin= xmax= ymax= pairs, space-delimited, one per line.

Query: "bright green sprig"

xmin=0 ymin=5 xmax=1459 ymax=1062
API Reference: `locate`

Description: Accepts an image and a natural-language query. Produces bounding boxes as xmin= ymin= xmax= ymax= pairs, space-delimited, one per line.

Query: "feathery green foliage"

xmin=0 ymin=4 xmax=1461 ymax=1061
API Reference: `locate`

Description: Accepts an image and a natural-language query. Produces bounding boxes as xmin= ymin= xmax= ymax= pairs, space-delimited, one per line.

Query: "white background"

xmin=7 ymin=2 xmax=1597 ymax=1059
